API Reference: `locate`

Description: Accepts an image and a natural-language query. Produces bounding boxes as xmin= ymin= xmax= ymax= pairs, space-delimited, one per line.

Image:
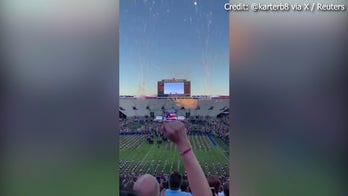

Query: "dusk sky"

xmin=120 ymin=0 xmax=229 ymax=96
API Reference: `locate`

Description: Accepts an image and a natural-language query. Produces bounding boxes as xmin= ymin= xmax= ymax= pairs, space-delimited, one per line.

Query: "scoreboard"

xmin=158 ymin=79 xmax=190 ymax=97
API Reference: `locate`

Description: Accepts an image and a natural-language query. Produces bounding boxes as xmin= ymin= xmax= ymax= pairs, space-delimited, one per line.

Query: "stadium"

xmin=119 ymin=78 xmax=229 ymax=193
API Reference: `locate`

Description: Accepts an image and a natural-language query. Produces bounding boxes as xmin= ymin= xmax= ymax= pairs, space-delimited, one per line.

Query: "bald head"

xmin=133 ymin=174 xmax=159 ymax=196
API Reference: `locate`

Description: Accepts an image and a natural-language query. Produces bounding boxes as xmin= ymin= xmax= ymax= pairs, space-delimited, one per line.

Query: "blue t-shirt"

xmin=165 ymin=189 xmax=192 ymax=196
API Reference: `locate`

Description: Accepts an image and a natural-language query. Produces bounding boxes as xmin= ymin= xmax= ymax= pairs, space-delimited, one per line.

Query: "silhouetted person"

xmin=223 ymin=182 xmax=229 ymax=196
xmin=165 ymin=171 xmax=191 ymax=196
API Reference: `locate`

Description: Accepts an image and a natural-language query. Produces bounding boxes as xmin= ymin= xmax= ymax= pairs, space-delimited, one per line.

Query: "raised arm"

xmin=161 ymin=120 xmax=211 ymax=196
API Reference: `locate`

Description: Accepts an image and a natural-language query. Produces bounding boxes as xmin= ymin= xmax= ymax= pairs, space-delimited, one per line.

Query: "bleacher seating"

xmin=120 ymin=97 xmax=229 ymax=118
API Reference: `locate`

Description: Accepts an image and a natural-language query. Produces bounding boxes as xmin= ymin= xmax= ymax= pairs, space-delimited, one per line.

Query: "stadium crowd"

xmin=120 ymin=171 xmax=229 ymax=196
xmin=120 ymin=115 xmax=229 ymax=144
xmin=119 ymin=120 xmax=230 ymax=196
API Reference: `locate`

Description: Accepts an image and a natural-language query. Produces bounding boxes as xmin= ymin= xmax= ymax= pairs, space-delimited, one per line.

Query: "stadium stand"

xmin=120 ymin=97 xmax=229 ymax=118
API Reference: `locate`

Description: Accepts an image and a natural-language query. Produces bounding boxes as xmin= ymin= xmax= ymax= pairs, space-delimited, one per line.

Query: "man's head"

xmin=169 ymin=171 xmax=182 ymax=190
xmin=133 ymin=174 xmax=160 ymax=196
xmin=162 ymin=180 xmax=169 ymax=189
xmin=208 ymin=175 xmax=221 ymax=193
xmin=180 ymin=179 xmax=189 ymax=192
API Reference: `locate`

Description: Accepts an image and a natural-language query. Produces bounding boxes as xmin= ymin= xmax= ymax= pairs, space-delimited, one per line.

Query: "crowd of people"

xmin=119 ymin=120 xmax=230 ymax=196
xmin=120 ymin=170 xmax=229 ymax=196
xmin=120 ymin=116 xmax=229 ymax=144
xmin=207 ymin=115 xmax=229 ymax=144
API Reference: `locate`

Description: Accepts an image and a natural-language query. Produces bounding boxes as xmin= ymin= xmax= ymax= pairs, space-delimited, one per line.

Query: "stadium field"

xmin=119 ymin=134 xmax=229 ymax=176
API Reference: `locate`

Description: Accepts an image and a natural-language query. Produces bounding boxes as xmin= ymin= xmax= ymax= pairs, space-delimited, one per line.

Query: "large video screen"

xmin=164 ymin=82 xmax=184 ymax=94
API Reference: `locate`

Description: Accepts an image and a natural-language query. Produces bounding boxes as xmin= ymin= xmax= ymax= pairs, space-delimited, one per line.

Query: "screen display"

xmin=164 ymin=82 xmax=184 ymax=94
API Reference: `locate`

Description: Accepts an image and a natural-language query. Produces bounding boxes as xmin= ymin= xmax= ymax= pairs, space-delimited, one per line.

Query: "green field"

xmin=119 ymin=134 xmax=229 ymax=176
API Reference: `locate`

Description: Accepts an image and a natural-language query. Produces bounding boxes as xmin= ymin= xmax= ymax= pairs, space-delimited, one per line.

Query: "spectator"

xmin=133 ymin=174 xmax=160 ymax=196
xmin=223 ymin=182 xmax=229 ymax=196
xmin=161 ymin=120 xmax=211 ymax=196
xmin=160 ymin=180 xmax=169 ymax=196
xmin=207 ymin=175 xmax=221 ymax=196
xmin=180 ymin=179 xmax=189 ymax=192
xmin=165 ymin=171 xmax=191 ymax=196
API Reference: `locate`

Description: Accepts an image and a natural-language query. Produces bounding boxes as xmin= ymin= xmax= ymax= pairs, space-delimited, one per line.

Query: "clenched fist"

xmin=160 ymin=120 xmax=191 ymax=151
